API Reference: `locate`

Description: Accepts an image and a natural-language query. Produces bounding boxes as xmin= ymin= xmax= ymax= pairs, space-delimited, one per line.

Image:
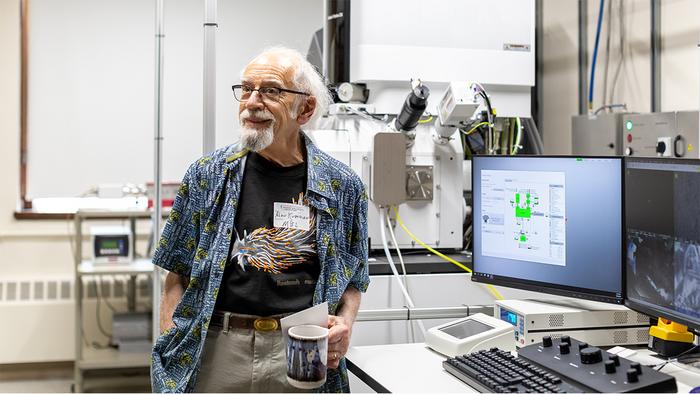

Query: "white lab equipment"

xmin=424 ymin=313 xmax=515 ymax=357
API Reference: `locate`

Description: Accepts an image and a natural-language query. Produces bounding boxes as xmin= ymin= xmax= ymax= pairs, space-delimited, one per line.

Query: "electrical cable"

xmin=344 ymin=106 xmax=386 ymax=124
xmin=385 ymin=212 xmax=418 ymax=342
xmin=360 ymin=108 xmax=389 ymax=122
xmin=460 ymin=121 xmax=489 ymax=136
xmin=593 ymin=103 xmax=627 ymax=115
xmin=609 ymin=0 xmax=625 ymax=105
xmin=602 ymin=0 xmax=613 ymax=107
xmin=385 ymin=213 xmax=409 ymax=287
xmin=471 ymin=83 xmax=495 ymax=154
xmin=391 ymin=206 xmax=504 ymax=300
xmin=654 ymin=345 xmax=700 ymax=372
xmin=530 ymin=118 xmax=545 ymax=154
xmin=511 ymin=117 xmax=523 ymax=155
xmin=588 ymin=0 xmax=606 ymax=111
xmin=378 ymin=208 xmax=427 ymax=336
xmin=417 ymin=115 xmax=433 ymax=124
xmin=94 ymin=276 xmax=113 ymax=339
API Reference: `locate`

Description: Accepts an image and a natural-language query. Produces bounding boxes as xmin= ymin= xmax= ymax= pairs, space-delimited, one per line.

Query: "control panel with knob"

xmin=517 ymin=336 xmax=677 ymax=392
xmin=579 ymin=347 xmax=603 ymax=364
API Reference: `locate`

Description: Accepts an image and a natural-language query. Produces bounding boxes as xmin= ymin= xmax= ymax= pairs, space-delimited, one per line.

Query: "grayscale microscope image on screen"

xmin=472 ymin=156 xmax=623 ymax=302
xmin=626 ymin=159 xmax=700 ymax=323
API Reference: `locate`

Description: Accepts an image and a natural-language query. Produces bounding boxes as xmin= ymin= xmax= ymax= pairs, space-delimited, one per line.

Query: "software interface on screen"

xmin=472 ymin=157 xmax=623 ymax=301
xmin=625 ymin=159 xmax=700 ymax=325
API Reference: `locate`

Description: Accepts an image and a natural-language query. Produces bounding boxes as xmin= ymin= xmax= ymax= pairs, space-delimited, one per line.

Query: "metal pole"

xmin=152 ymin=0 xmax=165 ymax=342
xmin=578 ymin=0 xmax=589 ymax=115
xmin=203 ymin=0 xmax=217 ymax=153
xmin=651 ymin=0 xmax=661 ymax=112
xmin=322 ymin=0 xmax=329 ymax=78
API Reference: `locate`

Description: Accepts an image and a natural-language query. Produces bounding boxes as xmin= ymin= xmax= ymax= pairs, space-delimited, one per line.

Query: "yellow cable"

xmin=417 ymin=115 xmax=433 ymax=124
xmin=461 ymin=121 xmax=489 ymax=136
xmin=392 ymin=206 xmax=504 ymax=300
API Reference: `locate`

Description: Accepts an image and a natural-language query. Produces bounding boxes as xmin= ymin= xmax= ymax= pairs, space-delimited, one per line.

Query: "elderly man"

xmin=150 ymin=47 xmax=369 ymax=392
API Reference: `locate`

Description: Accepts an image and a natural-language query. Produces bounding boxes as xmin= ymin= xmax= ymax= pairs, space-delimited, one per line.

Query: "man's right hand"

xmin=159 ymin=272 xmax=187 ymax=335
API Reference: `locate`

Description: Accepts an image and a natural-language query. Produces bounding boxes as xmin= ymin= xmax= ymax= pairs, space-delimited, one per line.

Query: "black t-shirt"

xmin=214 ymin=151 xmax=320 ymax=316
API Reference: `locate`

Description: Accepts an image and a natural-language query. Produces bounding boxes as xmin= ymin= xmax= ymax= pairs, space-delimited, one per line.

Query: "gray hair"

xmin=243 ymin=46 xmax=331 ymax=128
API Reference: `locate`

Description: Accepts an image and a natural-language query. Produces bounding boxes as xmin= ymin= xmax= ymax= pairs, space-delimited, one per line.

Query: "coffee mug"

xmin=286 ymin=324 xmax=329 ymax=389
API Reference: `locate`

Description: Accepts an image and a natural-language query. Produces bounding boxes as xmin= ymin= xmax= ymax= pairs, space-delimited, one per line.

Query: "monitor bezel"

xmin=470 ymin=154 xmax=625 ymax=305
xmin=623 ymin=156 xmax=700 ymax=332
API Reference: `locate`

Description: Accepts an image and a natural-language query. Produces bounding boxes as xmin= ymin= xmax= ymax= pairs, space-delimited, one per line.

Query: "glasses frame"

xmin=231 ymin=84 xmax=310 ymax=102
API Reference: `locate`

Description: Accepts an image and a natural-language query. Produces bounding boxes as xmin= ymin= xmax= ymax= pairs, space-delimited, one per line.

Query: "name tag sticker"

xmin=273 ymin=203 xmax=310 ymax=231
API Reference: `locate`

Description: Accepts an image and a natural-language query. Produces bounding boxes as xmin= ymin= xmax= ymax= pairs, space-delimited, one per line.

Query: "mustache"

xmin=240 ymin=109 xmax=274 ymax=122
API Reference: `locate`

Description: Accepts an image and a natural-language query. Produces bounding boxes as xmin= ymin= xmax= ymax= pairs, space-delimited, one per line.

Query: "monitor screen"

xmin=625 ymin=158 xmax=700 ymax=331
xmin=471 ymin=156 xmax=624 ymax=304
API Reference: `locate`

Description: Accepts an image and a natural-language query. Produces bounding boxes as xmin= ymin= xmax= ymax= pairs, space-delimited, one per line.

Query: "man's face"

xmin=238 ymin=54 xmax=301 ymax=151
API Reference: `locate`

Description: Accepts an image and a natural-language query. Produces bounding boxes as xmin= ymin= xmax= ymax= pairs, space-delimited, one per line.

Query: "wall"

xmin=2 ymin=0 xmax=700 ymax=364
xmin=0 ymin=0 xmax=323 ymax=363
xmin=542 ymin=0 xmax=700 ymax=154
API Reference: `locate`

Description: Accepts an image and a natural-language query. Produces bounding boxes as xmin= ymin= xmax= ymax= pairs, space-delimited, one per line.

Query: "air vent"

xmin=637 ymin=313 xmax=650 ymax=324
xmin=637 ymin=329 xmax=649 ymax=343
xmin=613 ymin=311 xmax=628 ymax=324
xmin=613 ymin=331 xmax=629 ymax=344
xmin=549 ymin=314 xmax=564 ymax=327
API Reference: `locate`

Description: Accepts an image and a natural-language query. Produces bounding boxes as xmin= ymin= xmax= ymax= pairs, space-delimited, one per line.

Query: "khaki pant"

xmin=194 ymin=325 xmax=307 ymax=393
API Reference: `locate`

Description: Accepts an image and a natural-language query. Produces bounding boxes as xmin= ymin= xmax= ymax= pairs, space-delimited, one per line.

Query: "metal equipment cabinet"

xmin=72 ymin=210 xmax=157 ymax=393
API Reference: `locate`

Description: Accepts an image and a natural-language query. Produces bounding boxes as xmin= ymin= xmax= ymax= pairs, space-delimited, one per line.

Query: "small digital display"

xmin=500 ymin=309 xmax=518 ymax=326
xmin=439 ymin=319 xmax=493 ymax=340
xmin=94 ymin=235 xmax=129 ymax=258
xmin=101 ymin=240 xmax=119 ymax=249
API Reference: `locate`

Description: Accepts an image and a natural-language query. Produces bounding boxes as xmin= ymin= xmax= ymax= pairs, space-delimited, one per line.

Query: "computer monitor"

xmin=471 ymin=156 xmax=624 ymax=304
xmin=625 ymin=157 xmax=700 ymax=332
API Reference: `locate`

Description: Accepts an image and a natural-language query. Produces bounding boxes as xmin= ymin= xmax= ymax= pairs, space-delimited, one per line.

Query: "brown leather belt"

xmin=210 ymin=311 xmax=283 ymax=332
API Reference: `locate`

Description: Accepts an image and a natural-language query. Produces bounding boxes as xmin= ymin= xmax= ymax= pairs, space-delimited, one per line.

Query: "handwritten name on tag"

xmin=273 ymin=203 xmax=311 ymax=231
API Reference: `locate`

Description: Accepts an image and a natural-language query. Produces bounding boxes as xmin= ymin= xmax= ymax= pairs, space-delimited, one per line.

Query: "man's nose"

xmin=245 ymin=90 xmax=265 ymax=110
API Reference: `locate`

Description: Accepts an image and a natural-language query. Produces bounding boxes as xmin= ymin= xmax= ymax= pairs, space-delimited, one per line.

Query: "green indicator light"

xmin=576 ymin=158 xmax=583 ymax=162
xmin=520 ymin=235 xmax=527 ymax=242
xmin=626 ymin=120 xmax=633 ymax=131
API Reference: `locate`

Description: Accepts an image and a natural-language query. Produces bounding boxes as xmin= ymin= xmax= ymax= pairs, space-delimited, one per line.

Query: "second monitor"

xmin=471 ymin=156 xmax=624 ymax=304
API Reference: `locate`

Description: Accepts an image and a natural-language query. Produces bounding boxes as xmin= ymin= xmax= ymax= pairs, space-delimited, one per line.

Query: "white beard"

xmin=239 ymin=109 xmax=275 ymax=151
xmin=240 ymin=124 xmax=274 ymax=152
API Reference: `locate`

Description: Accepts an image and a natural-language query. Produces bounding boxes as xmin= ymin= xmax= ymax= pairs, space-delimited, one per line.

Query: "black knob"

xmin=609 ymin=354 xmax=620 ymax=366
xmin=578 ymin=342 xmax=588 ymax=351
xmin=604 ymin=360 xmax=616 ymax=374
xmin=626 ymin=368 xmax=639 ymax=383
xmin=656 ymin=141 xmax=666 ymax=154
xmin=560 ymin=335 xmax=571 ymax=345
xmin=580 ymin=348 xmax=603 ymax=364
xmin=559 ymin=342 xmax=570 ymax=355
xmin=631 ymin=362 xmax=642 ymax=375
xmin=542 ymin=336 xmax=553 ymax=347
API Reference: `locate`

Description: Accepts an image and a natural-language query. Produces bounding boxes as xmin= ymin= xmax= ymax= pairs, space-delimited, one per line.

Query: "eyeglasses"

xmin=232 ymin=84 xmax=310 ymax=102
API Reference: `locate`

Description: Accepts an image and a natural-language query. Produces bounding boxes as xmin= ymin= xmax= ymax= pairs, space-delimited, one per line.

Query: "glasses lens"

xmin=233 ymin=86 xmax=243 ymax=102
xmin=259 ymin=87 xmax=281 ymax=101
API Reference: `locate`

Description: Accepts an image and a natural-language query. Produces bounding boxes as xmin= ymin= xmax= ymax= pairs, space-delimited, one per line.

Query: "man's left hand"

xmin=327 ymin=315 xmax=351 ymax=369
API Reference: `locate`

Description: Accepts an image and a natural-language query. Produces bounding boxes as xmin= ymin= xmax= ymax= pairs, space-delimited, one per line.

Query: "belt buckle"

xmin=253 ymin=318 xmax=278 ymax=332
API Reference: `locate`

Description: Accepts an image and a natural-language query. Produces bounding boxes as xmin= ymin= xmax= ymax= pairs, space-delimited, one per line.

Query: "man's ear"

xmin=295 ymin=96 xmax=317 ymax=125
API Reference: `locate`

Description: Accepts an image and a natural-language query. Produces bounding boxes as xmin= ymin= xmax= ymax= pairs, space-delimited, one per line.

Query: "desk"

xmin=347 ymin=343 xmax=700 ymax=393
xmin=346 ymin=343 xmax=476 ymax=392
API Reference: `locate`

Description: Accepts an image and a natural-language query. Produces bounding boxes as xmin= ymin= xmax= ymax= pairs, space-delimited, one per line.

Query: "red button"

xmin=627 ymin=134 xmax=633 ymax=143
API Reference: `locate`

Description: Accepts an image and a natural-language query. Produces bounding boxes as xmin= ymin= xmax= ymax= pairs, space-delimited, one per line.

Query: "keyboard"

xmin=443 ymin=336 xmax=677 ymax=393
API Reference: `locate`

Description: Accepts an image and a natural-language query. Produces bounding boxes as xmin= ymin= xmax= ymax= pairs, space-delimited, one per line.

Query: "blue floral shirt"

xmin=151 ymin=134 xmax=370 ymax=392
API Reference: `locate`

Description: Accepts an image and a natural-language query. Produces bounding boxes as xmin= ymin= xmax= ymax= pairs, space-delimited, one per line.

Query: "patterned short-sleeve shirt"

xmin=150 ymin=133 xmax=370 ymax=393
